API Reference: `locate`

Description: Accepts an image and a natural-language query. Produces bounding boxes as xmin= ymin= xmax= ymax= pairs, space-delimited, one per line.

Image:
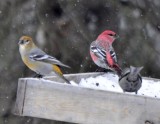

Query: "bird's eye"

xmin=108 ymin=34 xmax=114 ymax=36
xmin=26 ymin=40 xmax=29 ymax=42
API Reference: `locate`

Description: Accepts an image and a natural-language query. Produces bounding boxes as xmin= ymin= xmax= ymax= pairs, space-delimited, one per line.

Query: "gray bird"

xmin=118 ymin=66 xmax=143 ymax=94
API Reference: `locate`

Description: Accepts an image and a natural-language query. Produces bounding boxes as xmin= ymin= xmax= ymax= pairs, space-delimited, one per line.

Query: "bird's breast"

xmin=22 ymin=56 xmax=37 ymax=70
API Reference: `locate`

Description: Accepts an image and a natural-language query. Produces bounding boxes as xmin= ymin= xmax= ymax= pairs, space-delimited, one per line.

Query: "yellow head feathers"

xmin=18 ymin=36 xmax=36 ymax=49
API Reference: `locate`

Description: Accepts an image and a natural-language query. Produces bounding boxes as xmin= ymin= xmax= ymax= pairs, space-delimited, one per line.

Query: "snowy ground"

xmin=69 ymin=73 xmax=160 ymax=98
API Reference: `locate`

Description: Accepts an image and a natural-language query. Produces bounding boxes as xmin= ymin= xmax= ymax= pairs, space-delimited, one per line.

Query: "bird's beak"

xmin=114 ymin=34 xmax=119 ymax=39
xmin=18 ymin=40 xmax=23 ymax=45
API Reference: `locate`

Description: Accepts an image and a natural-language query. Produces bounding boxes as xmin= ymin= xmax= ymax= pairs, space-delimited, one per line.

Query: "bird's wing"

xmin=29 ymin=49 xmax=70 ymax=68
xmin=108 ymin=46 xmax=117 ymax=63
xmin=90 ymin=44 xmax=117 ymax=63
xmin=106 ymin=46 xmax=122 ymax=76
xmin=119 ymin=68 xmax=130 ymax=81
xmin=90 ymin=45 xmax=106 ymax=61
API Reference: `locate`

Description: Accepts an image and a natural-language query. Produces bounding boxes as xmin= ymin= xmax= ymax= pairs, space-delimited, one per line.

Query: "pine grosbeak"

xmin=18 ymin=36 xmax=70 ymax=84
xmin=119 ymin=66 xmax=143 ymax=94
xmin=90 ymin=30 xmax=122 ymax=76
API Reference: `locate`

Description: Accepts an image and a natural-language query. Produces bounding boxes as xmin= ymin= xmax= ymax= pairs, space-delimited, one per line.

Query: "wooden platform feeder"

xmin=13 ymin=72 xmax=160 ymax=124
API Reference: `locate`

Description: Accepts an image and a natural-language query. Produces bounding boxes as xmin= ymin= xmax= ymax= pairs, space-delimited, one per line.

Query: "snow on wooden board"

xmin=74 ymin=73 xmax=160 ymax=99
xmin=44 ymin=72 xmax=160 ymax=99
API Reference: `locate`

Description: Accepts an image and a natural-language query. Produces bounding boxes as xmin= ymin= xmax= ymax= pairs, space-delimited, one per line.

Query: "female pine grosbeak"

xmin=119 ymin=66 xmax=143 ymax=94
xmin=90 ymin=30 xmax=122 ymax=76
xmin=18 ymin=36 xmax=70 ymax=84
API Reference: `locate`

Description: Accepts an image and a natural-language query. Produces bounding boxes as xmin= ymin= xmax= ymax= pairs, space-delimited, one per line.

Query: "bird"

xmin=18 ymin=36 xmax=71 ymax=84
xmin=118 ymin=66 xmax=143 ymax=94
xmin=90 ymin=30 xmax=122 ymax=76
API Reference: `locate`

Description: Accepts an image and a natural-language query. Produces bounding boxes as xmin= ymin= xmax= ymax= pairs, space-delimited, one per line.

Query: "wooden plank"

xmin=13 ymin=75 xmax=160 ymax=124
xmin=13 ymin=79 xmax=27 ymax=115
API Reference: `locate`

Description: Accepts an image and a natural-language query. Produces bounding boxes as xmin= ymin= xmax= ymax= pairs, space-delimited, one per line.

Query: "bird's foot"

xmin=95 ymin=67 xmax=110 ymax=72
xmin=33 ymin=73 xmax=43 ymax=78
xmin=135 ymin=91 xmax=138 ymax=94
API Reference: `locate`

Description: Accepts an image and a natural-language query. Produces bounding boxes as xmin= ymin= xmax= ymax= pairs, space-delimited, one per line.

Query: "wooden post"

xmin=13 ymin=73 xmax=160 ymax=124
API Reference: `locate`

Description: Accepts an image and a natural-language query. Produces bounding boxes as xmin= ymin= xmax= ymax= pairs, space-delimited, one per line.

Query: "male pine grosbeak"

xmin=18 ymin=36 xmax=70 ymax=84
xmin=90 ymin=30 xmax=122 ymax=76
xmin=119 ymin=66 xmax=143 ymax=94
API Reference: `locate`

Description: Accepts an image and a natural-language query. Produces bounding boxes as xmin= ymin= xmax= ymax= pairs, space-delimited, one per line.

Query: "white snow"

xmin=77 ymin=73 xmax=160 ymax=98
xmin=70 ymin=80 xmax=79 ymax=86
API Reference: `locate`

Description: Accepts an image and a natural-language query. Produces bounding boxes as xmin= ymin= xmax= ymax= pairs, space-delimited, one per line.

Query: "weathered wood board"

xmin=13 ymin=73 xmax=160 ymax=124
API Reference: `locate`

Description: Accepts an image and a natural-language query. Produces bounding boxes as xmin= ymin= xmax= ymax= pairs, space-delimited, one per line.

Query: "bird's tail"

xmin=113 ymin=64 xmax=122 ymax=77
xmin=60 ymin=74 xmax=71 ymax=84
xmin=56 ymin=72 xmax=71 ymax=84
xmin=52 ymin=65 xmax=71 ymax=84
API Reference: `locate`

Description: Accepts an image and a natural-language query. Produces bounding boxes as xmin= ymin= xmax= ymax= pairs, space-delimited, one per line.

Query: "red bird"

xmin=90 ymin=30 xmax=122 ymax=76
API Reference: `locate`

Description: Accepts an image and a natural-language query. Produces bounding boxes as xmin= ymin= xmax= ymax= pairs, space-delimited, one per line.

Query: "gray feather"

xmin=29 ymin=48 xmax=70 ymax=68
xmin=119 ymin=66 xmax=143 ymax=94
